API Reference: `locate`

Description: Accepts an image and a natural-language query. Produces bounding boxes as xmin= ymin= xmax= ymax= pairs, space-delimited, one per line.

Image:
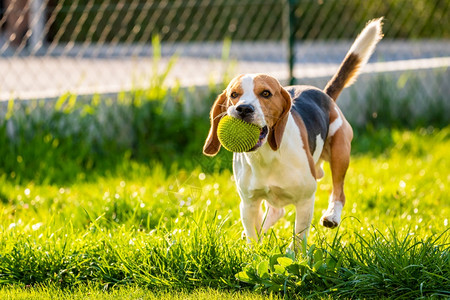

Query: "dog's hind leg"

xmin=262 ymin=202 xmax=285 ymax=233
xmin=320 ymin=121 xmax=352 ymax=228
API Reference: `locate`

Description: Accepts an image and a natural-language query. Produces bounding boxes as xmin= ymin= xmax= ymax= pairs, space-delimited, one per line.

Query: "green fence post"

xmin=287 ymin=0 xmax=298 ymax=85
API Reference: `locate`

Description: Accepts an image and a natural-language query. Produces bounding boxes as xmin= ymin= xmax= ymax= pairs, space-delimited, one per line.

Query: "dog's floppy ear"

xmin=203 ymin=91 xmax=228 ymax=156
xmin=268 ymin=87 xmax=292 ymax=151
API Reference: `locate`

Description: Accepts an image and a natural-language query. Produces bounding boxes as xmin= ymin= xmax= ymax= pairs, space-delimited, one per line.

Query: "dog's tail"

xmin=324 ymin=18 xmax=383 ymax=101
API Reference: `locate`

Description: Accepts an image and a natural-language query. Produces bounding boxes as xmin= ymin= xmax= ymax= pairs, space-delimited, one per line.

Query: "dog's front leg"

xmin=240 ymin=199 xmax=263 ymax=242
xmin=290 ymin=195 xmax=315 ymax=250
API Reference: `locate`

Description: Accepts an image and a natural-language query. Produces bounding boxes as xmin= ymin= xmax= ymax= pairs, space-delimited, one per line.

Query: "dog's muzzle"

xmin=249 ymin=125 xmax=268 ymax=151
xmin=228 ymin=104 xmax=268 ymax=151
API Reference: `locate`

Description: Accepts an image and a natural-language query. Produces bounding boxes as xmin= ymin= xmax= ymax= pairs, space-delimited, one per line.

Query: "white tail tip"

xmin=349 ymin=17 xmax=384 ymax=62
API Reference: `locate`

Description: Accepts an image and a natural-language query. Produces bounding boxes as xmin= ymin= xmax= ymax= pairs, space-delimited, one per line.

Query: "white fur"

xmin=234 ymin=114 xmax=317 ymax=241
xmin=320 ymin=200 xmax=343 ymax=228
xmin=312 ymin=134 xmax=324 ymax=163
xmin=328 ymin=107 xmax=343 ymax=137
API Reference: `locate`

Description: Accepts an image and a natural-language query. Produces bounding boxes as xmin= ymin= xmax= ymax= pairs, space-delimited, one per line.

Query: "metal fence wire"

xmin=0 ymin=0 xmax=449 ymax=115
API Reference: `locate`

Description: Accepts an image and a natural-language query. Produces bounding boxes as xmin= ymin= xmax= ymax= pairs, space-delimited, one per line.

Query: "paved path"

xmin=1 ymin=41 xmax=449 ymax=101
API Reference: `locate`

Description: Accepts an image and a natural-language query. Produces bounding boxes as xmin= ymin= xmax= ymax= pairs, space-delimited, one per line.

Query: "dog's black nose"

xmin=236 ymin=104 xmax=255 ymax=117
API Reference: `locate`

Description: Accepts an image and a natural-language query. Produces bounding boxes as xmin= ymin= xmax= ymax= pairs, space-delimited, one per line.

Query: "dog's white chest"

xmin=233 ymin=115 xmax=317 ymax=208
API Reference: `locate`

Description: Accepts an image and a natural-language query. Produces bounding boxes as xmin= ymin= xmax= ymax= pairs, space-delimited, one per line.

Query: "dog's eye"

xmin=261 ymin=90 xmax=272 ymax=98
xmin=230 ymin=92 xmax=239 ymax=99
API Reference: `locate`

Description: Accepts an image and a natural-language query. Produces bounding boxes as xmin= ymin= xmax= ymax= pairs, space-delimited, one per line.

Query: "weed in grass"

xmin=236 ymin=228 xmax=449 ymax=298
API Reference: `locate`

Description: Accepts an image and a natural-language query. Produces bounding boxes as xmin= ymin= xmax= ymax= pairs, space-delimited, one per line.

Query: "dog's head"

xmin=203 ymin=74 xmax=292 ymax=156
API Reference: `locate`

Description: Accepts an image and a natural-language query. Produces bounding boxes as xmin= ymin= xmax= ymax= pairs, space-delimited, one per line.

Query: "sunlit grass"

xmin=0 ymin=285 xmax=281 ymax=300
xmin=0 ymin=127 xmax=448 ymax=298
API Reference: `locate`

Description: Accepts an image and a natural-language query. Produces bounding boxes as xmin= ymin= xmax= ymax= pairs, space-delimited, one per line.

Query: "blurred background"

xmin=0 ymin=0 xmax=448 ymax=108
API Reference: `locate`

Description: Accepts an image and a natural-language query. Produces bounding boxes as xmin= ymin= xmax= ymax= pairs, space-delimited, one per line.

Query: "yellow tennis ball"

xmin=217 ymin=116 xmax=260 ymax=152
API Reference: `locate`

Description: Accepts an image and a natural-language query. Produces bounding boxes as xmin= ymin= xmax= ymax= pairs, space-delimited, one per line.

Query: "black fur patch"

xmin=286 ymin=86 xmax=332 ymax=155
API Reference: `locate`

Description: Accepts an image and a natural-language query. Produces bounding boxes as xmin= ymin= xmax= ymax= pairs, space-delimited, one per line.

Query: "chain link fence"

xmin=0 ymin=0 xmax=449 ymax=123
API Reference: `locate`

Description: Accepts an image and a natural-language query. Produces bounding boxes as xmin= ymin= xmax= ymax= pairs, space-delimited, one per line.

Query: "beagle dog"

xmin=203 ymin=19 xmax=383 ymax=243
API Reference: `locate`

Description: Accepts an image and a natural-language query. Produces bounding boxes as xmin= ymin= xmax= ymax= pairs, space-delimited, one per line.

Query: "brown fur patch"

xmin=203 ymin=91 xmax=228 ymax=156
xmin=250 ymin=75 xmax=292 ymax=151
xmin=324 ymin=53 xmax=361 ymax=101
xmin=252 ymin=75 xmax=290 ymax=128
xmin=291 ymin=110 xmax=316 ymax=179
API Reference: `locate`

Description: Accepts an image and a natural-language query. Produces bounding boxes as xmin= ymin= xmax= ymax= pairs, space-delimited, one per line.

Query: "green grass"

xmin=0 ymin=285 xmax=281 ymax=300
xmin=0 ymin=127 xmax=449 ymax=299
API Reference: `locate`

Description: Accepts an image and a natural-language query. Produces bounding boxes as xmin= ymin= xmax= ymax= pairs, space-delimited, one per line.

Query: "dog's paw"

xmin=320 ymin=201 xmax=343 ymax=229
xmin=320 ymin=216 xmax=339 ymax=228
